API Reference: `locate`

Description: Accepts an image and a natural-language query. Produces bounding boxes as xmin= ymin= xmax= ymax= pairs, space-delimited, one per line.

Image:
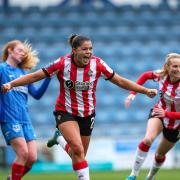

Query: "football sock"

xmin=73 ymin=160 xmax=90 ymax=180
xmin=147 ymin=155 xmax=166 ymax=179
xmin=57 ymin=136 xmax=70 ymax=155
xmin=11 ymin=162 xmax=25 ymax=180
xmin=130 ymin=141 xmax=150 ymax=176
xmin=22 ymin=166 xmax=31 ymax=176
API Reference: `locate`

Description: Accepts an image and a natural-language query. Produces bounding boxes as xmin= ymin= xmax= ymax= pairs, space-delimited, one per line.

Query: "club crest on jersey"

xmin=175 ymin=89 xmax=179 ymax=96
xmin=65 ymin=80 xmax=74 ymax=89
xmin=88 ymin=70 xmax=93 ymax=76
xmin=12 ymin=124 xmax=21 ymax=133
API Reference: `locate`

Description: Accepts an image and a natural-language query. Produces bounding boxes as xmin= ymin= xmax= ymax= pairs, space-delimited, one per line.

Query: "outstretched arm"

xmin=124 ymin=71 xmax=156 ymax=108
xmin=130 ymin=71 xmax=155 ymax=95
xmin=110 ymin=73 xmax=157 ymax=97
xmin=1 ymin=69 xmax=46 ymax=93
xmin=28 ymin=77 xmax=51 ymax=100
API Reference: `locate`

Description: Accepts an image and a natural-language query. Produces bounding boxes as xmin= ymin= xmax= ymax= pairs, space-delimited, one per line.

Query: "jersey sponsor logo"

xmin=75 ymin=81 xmax=93 ymax=90
xmin=12 ymin=124 xmax=21 ymax=133
xmin=65 ymin=80 xmax=74 ymax=89
xmin=64 ymin=80 xmax=93 ymax=91
xmin=12 ymin=86 xmax=28 ymax=94
xmin=9 ymin=74 xmax=14 ymax=78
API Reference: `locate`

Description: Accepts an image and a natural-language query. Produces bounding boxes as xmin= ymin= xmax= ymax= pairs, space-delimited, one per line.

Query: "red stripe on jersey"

xmin=161 ymin=76 xmax=169 ymax=109
xmin=56 ymin=56 xmax=66 ymax=111
xmin=83 ymin=63 xmax=90 ymax=117
xmin=70 ymin=62 xmax=78 ymax=116
xmin=92 ymin=60 xmax=100 ymax=111
xmin=168 ymin=82 xmax=179 ymax=128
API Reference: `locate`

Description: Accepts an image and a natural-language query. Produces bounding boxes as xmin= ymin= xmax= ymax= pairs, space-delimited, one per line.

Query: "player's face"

xmin=168 ymin=58 xmax=180 ymax=81
xmin=73 ymin=40 xmax=93 ymax=67
xmin=9 ymin=43 xmax=26 ymax=64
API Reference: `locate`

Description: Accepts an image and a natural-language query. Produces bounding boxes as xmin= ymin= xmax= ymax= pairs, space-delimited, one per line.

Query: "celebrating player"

xmin=125 ymin=53 xmax=180 ymax=180
xmin=1 ymin=35 xmax=157 ymax=180
xmin=0 ymin=40 xmax=51 ymax=180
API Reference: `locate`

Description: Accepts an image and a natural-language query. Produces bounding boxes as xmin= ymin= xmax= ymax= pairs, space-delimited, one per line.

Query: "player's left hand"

xmin=1 ymin=83 xmax=12 ymax=93
xmin=152 ymin=107 xmax=165 ymax=118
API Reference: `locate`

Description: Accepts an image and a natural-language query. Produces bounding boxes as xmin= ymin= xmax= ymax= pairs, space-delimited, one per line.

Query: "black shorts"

xmin=148 ymin=109 xmax=180 ymax=143
xmin=53 ymin=111 xmax=95 ymax=136
xmin=163 ymin=127 xmax=180 ymax=143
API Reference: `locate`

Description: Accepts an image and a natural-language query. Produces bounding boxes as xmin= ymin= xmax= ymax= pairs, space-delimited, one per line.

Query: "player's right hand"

xmin=146 ymin=89 xmax=157 ymax=98
xmin=124 ymin=94 xmax=135 ymax=108
xmin=1 ymin=83 xmax=12 ymax=93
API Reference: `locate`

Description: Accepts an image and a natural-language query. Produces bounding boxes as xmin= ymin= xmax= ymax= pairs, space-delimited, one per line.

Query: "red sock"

xmin=22 ymin=166 xmax=31 ymax=176
xmin=12 ymin=163 xmax=25 ymax=180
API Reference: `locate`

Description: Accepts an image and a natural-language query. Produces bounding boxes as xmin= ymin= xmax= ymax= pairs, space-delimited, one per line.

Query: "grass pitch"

xmin=1 ymin=169 xmax=179 ymax=180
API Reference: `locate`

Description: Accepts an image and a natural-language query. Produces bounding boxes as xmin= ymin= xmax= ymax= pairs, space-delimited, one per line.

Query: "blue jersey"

xmin=0 ymin=62 xmax=51 ymax=123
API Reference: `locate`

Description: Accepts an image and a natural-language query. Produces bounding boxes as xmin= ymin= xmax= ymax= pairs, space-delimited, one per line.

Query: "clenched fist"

xmin=1 ymin=83 xmax=12 ymax=93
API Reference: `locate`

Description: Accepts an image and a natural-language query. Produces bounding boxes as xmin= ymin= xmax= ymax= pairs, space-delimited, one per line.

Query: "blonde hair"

xmin=159 ymin=53 xmax=180 ymax=78
xmin=1 ymin=40 xmax=39 ymax=70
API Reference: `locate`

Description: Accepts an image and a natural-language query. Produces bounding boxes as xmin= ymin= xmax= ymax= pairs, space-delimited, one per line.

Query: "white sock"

xmin=73 ymin=161 xmax=89 ymax=180
xmin=147 ymin=156 xmax=165 ymax=179
xmin=75 ymin=167 xmax=90 ymax=180
xmin=130 ymin=148 xmax=149 ymax=176
xmin=57 ymin=136 xmax=67 ymax=150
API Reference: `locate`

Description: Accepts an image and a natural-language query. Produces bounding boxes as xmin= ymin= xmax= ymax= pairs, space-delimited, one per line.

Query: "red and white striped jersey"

xmin=43 ymin=54 xmax=114 ymax=117
xmin=130 ymin=71 xmax=180 ymax=130
xmin=154 ymin=74 xmax=180 ymax=129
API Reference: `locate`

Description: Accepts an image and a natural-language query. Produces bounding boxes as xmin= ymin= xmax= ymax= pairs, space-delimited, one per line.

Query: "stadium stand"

xmin=0 ymin=0 xmax=180 ymax=140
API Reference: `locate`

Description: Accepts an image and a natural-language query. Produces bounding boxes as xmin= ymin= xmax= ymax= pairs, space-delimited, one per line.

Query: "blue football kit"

xmin=0 ymin=62 xmax=50 ymax=144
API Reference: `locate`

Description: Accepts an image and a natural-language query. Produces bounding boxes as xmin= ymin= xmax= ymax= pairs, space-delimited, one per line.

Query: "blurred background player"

xmin=0 ymin=40 xmax=51 ymax=180
xmin=125 ymin=53 xmax=180 ymax=180
xmin=1 ymin=34 xmax=157 ymax=180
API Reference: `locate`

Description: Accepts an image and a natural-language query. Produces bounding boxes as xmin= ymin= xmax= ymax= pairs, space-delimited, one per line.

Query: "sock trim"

xmin=138 ymin=141 xmax=150 ymax=152
xmin=65 ymin=144 xmax=70 ymax=153
xmin=73 ymin=160 xmax=88 ymax=170
xmin=155 ymin=155 xmax=166 ymax=163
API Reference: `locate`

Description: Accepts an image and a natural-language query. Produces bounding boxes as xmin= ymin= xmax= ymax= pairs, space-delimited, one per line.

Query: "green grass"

xmin=1 ymin=169 xmax=180 ymax=180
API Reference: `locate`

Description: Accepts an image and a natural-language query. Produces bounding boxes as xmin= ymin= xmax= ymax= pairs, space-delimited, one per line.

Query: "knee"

xmin=16 ymin=149 xmax=29 ymax=162
xmin=28 ymin=154 xmax=37 ymax=165
xmin=70 ymin=142 xmax=84 ymax=157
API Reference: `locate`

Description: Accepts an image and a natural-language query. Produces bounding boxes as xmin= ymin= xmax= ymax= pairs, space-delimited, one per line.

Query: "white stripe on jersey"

xmin=64 ymin=58 xmax=72 ymax=114
xmin=88 ymin=59 xmax=97 ymax=115
xmin=76 ymin=66 xmax=84 ymax=117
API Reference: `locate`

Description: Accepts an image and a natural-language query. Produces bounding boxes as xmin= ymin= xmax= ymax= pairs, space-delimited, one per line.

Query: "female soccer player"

xmin=0 ymin=40 xmax=51 ymax=180
xmin=1 ymin=35 xmax=157 ymax=180
xmin=125 ymin=53 xmax=180 ymax=180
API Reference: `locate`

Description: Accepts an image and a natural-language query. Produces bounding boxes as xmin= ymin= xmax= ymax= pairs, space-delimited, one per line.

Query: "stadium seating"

xmin=0 ymin=2 xmax=180 ymax=139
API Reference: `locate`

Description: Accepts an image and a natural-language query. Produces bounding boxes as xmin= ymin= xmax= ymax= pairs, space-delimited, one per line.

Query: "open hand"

xmin=124 ymin=94 xmax=135 ymax=108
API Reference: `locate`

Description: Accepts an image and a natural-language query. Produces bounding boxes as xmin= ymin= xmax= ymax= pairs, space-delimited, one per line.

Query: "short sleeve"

xmin=98 ymin=59 xmax=114 ymax=80
xmin=42 ymin=57 xmax=64 ymax=77
xmin=152 ymin=69 xmax=161 ymax=82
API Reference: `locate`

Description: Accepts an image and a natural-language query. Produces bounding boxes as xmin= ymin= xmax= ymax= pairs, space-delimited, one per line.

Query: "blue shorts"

xmin=0 ymin=122 xmax=37 ymax=145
